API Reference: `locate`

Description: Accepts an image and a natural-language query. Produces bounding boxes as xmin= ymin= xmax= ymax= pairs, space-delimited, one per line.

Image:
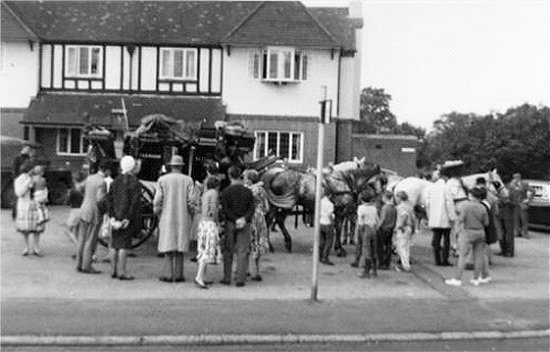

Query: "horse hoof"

xmin=285 ymin=243 xmax=292 ymax=253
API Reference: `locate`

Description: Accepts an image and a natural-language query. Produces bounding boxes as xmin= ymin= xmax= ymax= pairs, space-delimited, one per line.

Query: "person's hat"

xmin=441 ymin=160 xmax=464 ymax=169
xmin=120 ymin=155 xmax=136 ymax=174
xmin=168 ymin=155 xmax=184 ymax=166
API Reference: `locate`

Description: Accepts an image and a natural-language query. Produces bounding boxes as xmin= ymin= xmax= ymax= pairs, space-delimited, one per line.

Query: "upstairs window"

xmin=160 ymin=48 xmax=197 ymax=80
xmin=249 ymin=48 xmax=308 ymax=82
xmin=65 ymin=46 xmax=103 ymax=78
xmin=254 ymin=131 xmax=303 ymax=163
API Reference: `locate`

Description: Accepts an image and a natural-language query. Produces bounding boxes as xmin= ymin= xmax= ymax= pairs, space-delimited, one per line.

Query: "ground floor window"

xmin=254 ymin=131 xmax=303 ymax=163
xmin=57 ymin=128 xmax=88 ymax=155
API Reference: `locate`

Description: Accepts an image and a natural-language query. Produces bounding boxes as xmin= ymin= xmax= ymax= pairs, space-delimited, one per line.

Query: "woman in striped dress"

xmin=14 ymin=160 xmax=45 ymax=256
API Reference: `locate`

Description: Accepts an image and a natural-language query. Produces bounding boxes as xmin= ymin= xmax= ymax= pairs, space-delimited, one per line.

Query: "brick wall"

xmin=226 ymin=114 xmax=337 ymax=168
xmin=350 ymin=134 xmax=419 ymax=176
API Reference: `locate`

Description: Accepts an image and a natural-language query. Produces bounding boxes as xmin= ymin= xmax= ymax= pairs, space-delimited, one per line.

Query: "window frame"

xmin=250 ymin=48 xmax=308 ymax=82
xmin=254 ymin=131 xmax=304 ymax=163
xmin=65 ymin=45 xmax=103 ymax=78
xmin=56 ymin=128 xmax=87 ymax=156
xmin=159 ymin=47 xmax=198 ymax=81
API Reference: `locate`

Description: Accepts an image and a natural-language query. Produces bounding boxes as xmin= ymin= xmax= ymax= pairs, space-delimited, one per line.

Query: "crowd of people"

xmin=12 ymin=144 xmax=533 ymax=289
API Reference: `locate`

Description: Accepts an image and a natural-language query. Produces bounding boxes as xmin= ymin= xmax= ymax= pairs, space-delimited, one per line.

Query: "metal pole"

xmin=187 ymin=146 xmax=195 ymax=176
xmin=311 ymin=102 xmax=326 ymax=302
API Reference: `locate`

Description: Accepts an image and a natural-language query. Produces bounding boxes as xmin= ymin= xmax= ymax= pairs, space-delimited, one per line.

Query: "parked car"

xmin=1 ymin=136 xmax=72 ymax=208
xmin=526 ymin=179 xmax=550 ymax=232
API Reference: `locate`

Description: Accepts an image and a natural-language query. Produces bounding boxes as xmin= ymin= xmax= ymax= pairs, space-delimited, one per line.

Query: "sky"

xmin=305 ymin=0 xmax=550 ymax=130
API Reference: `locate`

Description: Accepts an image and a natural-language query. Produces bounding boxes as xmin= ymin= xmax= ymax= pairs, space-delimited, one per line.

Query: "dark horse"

xmin=323 ymin=164 xmax=386 ymax=257
xmin=260 ymin=162 xmax=385 ymax=253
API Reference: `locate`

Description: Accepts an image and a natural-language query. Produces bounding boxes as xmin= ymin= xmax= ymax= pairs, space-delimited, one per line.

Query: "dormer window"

xmin=159 ymin=48 xmax=197 ymax=80
xmin=65 ymin=46 xmax=103 ymax=78
xmin=249 ymin=47 xmax=308 ymax=82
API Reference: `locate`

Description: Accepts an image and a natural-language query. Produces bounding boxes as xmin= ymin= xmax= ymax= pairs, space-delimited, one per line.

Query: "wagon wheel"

xmin=131 ymin=184 xmax=158 ymax=248
xmin=98 ymin=184 xmax=158 ymax=248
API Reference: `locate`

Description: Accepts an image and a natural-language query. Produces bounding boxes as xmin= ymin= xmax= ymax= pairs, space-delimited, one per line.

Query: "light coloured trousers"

xmin=394 ymin=227 xmax=413 ymax=271
xmin=455 ymin=230 xmax=486 ymax=281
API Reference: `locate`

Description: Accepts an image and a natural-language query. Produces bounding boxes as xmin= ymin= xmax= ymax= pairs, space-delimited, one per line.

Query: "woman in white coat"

xmin=426 ymin=172 xmax=457 ymax=266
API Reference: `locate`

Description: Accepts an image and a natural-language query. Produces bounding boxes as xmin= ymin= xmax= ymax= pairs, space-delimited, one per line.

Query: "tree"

xmin=358 ymin=87 xmax=397 ymax=133
xmin=422 ymin=104 xmax=550 ymax=180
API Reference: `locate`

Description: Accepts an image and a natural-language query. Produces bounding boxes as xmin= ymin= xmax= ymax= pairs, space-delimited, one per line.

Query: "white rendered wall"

xmin=223 ymin=48 xmax=339 ymax=117
xmin=1 ymin=41 xmax=39 ymax=107
xmin=339 ymin=56 xmax=360 ymax=120
xmin=140 ymin=46 xmax=157 ymax=91
xmin=105 ymin=45 xmax=122 ymax=90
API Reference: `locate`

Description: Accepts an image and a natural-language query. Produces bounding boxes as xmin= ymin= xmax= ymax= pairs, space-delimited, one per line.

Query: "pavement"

xmin=1 ymin=206 xmax=549 ymax=347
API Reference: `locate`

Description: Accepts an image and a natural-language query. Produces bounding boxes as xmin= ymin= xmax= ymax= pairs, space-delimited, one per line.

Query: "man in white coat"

xmin=426 ymin=171 xmax=457 ymax=266
xmin=153 ymin=155 xmax=194 ymax=283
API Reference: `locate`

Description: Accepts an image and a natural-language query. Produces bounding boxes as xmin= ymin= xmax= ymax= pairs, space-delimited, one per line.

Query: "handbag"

xmin=99 ymin=215 xmax=112 ymax=240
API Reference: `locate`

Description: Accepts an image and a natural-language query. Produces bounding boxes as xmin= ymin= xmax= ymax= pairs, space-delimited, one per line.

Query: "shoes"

xmin=358 ymin=271 xmax=370 ymax=279
xmin=251 ymin=275 xmax=263 ymax=281
xmin=235 ymin=282 xmax=245 ymax=287
xmin=82 ymin=268 xmax=102 ymax=274
xmin=190 ymin=257 xmax=198 ymax=262
xmin=444 ymin=278 xmax=462 ymax=286
xmin=22 ymin=249 xmax=29 ymax=257
xmin=220 ymin=279 xmax=231 ymax=286
xmin=478 ymin=276 xmax=492 ymax=284
xmin=465 ymin=263 xmax=474 ymax=271
xmin=118 ymin=275 xmax=135 ymax=281
xmin=127 ymin=252 xmax=137 ymax=258
xmin=203 ymin=280 xmax=214 ymax=285
xmin=378 ymin=265 xmax=390 ymax=271
xmin=32 ymin=250 xmax=43 ymax=257
xmin=174 ymin=278 xmax=185 ymax=283
xmin=440 ymin=262 xmax=453 ymax=267
xmin=194 ymin=279 xmax=208 ymax=289
xmin=470 ymin=279 xmax=480 ymax=286
xmin=159 ymin=276 xmax=173 ymax=283
xmin=76 ymin=266 xmax=83 ymax=273
xmin=320 ymin=260 xmax=335 ymax=266
xmin=111 ymin=273 xmax=117 ymax=279
xmin=350 ymin=261 xmax=359 ymax=268
xmin=71 ymin=254 xmax=76 ymax=260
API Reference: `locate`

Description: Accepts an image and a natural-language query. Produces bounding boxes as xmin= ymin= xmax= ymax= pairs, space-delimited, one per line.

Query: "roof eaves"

xmin=2 ymin=1 xmax=38 ymax=41
xmin=221 ymin=1 xmax=266 ymax=42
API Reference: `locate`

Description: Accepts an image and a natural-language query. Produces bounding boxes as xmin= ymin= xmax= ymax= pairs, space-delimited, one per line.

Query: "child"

xmin=195 ymin=176 xmax=221 ymax=289
xmin=376 ymin=191 xmax=397 ymax=270
xmin=353 ymin=191 xmax=380 ymax=278
xmin=31 ymin=165 xmax=49 ymax=225
xmin=65 ymin=172 xmax=86 ymax=259
xmin=319 ymin=192 xmax=335 ymax=265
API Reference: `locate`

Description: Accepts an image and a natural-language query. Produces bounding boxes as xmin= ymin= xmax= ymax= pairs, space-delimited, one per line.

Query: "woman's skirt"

xmin=111 ymin=226 xmax=135 ymax=250
xmin=250 ymin=208 xmax=269 ymax=259
xmin=15 ymin=200 xmax=45 ymax=234
xmin=196 ymin=219 xmax=220 ymax=264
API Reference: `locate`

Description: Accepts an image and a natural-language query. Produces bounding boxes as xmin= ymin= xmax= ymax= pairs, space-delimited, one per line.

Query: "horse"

xmin=322 ymin=163 xmax=386 ymax=257
xmin=261 ymin=167 xmax=316 ymax=252
xmin=392 ymin=169 xmax=508 ymax=232
xmin=260 ymin=162 xmax=385 ymax=253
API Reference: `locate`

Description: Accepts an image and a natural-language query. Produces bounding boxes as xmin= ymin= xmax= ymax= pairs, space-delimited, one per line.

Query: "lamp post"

xmin=311 ymin=86 xmax=331 ymax=302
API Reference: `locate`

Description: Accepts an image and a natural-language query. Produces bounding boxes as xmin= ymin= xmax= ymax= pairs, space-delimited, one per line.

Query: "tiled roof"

xmin=1 ymin=2 xmax=37 ymax=41
xmin=4 ymin=1 xmax=357 ymax=50
xmin=5 ymin=1 xmax=260 ymax=46
xmin=222 ymin=2 xmax=338 ymax=49
xmin=22 ymin=93 xmax=226 ymax=128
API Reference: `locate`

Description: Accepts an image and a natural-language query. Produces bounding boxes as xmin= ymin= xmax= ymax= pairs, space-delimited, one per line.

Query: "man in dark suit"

xmin=509 ymin=173 xmax=533 ymax=239
xmin=219 ymin=166 xmax=255 ymax=287
xmin=76 ymin=161 xmax=107 ymax=274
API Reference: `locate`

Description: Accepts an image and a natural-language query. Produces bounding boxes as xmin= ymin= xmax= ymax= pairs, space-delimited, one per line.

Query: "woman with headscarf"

xmin=14 ymin=160 xmax=44 ymax=256
xmin=106 ymin=156 xmax=142 ymax=280
xmin=243 ymin=169 xmax=270 ymax=281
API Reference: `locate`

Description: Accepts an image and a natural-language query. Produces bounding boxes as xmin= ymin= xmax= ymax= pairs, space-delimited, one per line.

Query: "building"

xmin=336 ymin=120 xmax=420 ymax=177
xmin=1 ymin=1 xmax=363 ymax=171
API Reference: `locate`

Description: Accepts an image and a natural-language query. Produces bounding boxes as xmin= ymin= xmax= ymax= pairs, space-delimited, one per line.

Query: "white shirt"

xmin=356 ymin=203 xmax=379 ymax=227
xmin=319 ymin=196 xmax=334 ymax=225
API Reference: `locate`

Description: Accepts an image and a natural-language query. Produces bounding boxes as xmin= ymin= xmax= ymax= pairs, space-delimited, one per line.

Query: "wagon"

xmin=86 ymin=114 xmax=255 ymax=248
